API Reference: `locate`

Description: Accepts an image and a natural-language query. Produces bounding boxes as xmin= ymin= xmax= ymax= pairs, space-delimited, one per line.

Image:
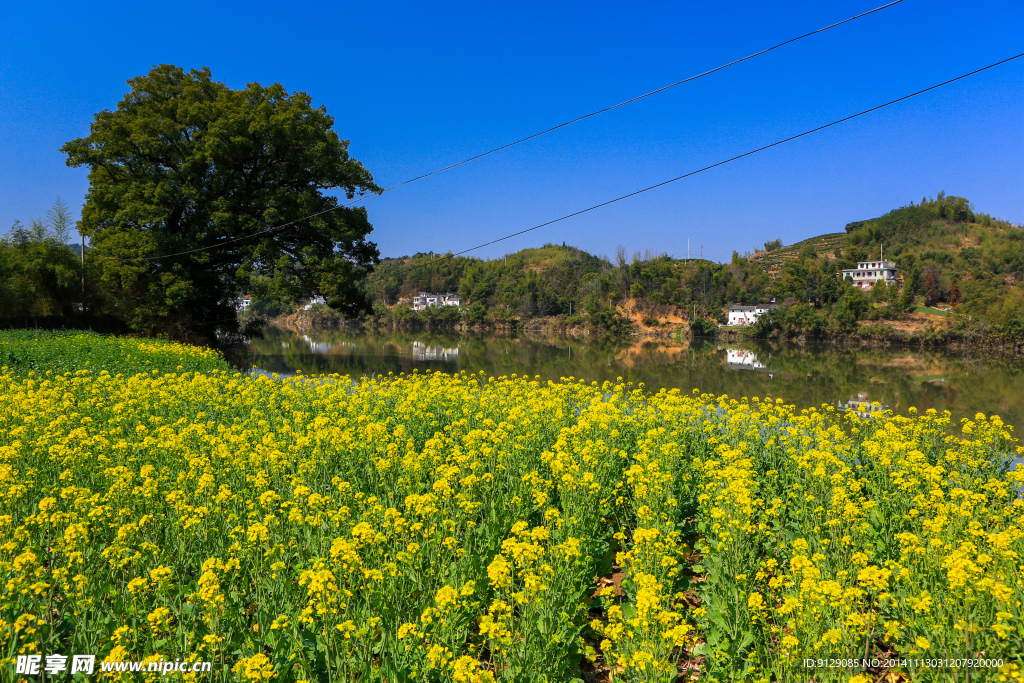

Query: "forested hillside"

xmin=347 ymin=193 xmax=1023 ymax=340
xmin=353 ymin=244 xmax=770 ymax=332
xmin=843 ymin=192 xmax=1024 ymax=329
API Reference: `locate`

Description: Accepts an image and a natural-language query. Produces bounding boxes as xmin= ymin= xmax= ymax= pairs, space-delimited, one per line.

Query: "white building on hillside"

xmin=838 ymin=259 xmax=900 ymax=290
xmin=304 ymin=295 xmax=326 ymax=310
xmin=412 ymin=292 xmax=462 ymax=311
xmin=727 ymin=303 xmax=775 ymax=326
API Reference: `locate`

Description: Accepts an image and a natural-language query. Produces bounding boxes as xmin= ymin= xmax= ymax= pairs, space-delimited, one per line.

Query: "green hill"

xmin=741 ymin=193 xmax=1023 ymax=340
xmin=270 ymin=193 xmax=1024 ymax=341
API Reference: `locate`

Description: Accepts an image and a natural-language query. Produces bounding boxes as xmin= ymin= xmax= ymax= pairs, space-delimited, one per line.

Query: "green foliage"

xmin=62 ymin=64 xmax=380 ymax=343
xmin=586 ymin=302 xmax=633 ymax=334
xmin=358 ymin=196 xmax=1022 ymax=342
xmin=752 ymin=193 xmax=1023 ymax=340
xmin=1 ymin=200 xmax=89 ymax=318
xmin=0 ymin=329 xmax=228 ymax=376
xmin=689 ymin=317 xmax=718 ymax=337
xmin=762 ymin=237 xmax=783 ymax=252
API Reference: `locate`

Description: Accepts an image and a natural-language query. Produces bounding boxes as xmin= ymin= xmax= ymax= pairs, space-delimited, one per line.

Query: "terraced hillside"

xmin=750 ymin=232 xmax=847 ymax=277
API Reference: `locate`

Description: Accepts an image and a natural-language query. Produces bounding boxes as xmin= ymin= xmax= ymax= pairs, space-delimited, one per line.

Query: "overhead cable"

xmin=130 ymin=0 xmax=909 ymax=263
xmin=399 ymin=52 xmax=1023 ymax=270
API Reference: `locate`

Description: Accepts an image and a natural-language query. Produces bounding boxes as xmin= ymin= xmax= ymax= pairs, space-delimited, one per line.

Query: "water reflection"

xmin=250 ymin=326 xmax=1024 ymax=441
xmin=412 ymin=341 xmax=460 ymax=361
xmin=837 ymin=392 xmax=892 ymax=419
xmin=302 ymin=335 xmax=332 ymax=354
xmin=725 ymin=348 xmax=767 ymax=371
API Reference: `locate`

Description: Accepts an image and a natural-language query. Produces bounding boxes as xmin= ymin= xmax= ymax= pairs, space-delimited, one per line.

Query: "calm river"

xmin=251 ymin=326 xmax=1024 ymax=443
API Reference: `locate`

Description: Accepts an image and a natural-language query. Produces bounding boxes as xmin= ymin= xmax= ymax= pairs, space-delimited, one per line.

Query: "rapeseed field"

xmin=0 ymin=334 xmax=1021 ymax=682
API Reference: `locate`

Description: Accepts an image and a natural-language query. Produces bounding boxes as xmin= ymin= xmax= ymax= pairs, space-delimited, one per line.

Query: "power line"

xmin=204 ymin=51 xmax=1022 ymax=326
xmin=129 ymin=0 xmax=908 ymax=263
xmin=356 ymin=0 xmax=910 ymax=196
xmin=401 ymin=53 xmax=1023 ymax=271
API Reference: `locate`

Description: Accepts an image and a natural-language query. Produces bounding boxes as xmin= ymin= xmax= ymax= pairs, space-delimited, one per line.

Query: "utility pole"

xmin=80 ymin=232 xmax=86 ymax=305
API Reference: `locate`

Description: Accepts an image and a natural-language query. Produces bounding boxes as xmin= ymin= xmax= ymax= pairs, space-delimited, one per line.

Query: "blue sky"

xmin=1 ymin=0 xmax=1021 ymax=263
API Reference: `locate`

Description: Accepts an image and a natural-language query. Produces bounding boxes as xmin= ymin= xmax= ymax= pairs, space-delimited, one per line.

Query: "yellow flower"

xmin=232 ymin=653 xmax=276 ymax=681
xmin=452 ymin=656 xmax=496 ymax=683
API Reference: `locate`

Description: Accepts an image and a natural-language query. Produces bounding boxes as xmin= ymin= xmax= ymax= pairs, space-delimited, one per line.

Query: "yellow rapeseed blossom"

xmin=0 ymin=346 xmax=1019 ymax=683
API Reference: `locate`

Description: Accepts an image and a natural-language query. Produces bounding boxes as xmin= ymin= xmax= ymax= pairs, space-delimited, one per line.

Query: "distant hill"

xmin=305 ymin=194 xmax=1024 ymax=340
xmin=747 ymin=193 xmax=1024 ymax=334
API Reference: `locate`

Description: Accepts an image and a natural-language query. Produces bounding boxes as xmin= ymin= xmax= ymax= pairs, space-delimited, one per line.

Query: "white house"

xmin=727 ymin=303 xmax=775 ymax=326
xmin=838 ymin=259 xmax=899 ymax=290
xmin=412 ymin=292 xmax=462 ymax=311
xmin=303 ymin=295 xmax=326 ymax=311
xmin=234 ymin=296 xmax=252 ymax=312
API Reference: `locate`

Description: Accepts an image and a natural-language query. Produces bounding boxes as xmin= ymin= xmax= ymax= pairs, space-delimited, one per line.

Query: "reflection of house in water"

xmin=726 ymin=348 xmax=766 ymax=370
xmin=838 ymin=392 xmax=890 ymax=418
xmin=302 ymin=335 xmax=332 ymax=354
xmin=412 ymin=341 xmax=460 ymax=361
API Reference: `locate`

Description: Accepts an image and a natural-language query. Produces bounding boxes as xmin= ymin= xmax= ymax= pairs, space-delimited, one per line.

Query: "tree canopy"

xmin=0 ymin=208 xmax=81 ymax=319
xmin=62 ymin=64 xmax=381 ymax=341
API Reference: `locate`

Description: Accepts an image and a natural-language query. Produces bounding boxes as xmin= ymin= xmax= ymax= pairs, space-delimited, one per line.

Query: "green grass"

xmin=911 ymin=305 xmax=952 ymax=317
xmin=0 ymin=329 xmax=229 ymax=376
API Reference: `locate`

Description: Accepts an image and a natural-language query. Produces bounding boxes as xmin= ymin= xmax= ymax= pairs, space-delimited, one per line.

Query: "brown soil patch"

xmin=591 ymin=568 xmax=627 ymax=599
xmin=885 ymin=311 xmax=951 ymax=335
xmin=879 ymin=355 xmax=927 ymax=370
xmin=617 ymin=300 xmax=690 ymax=329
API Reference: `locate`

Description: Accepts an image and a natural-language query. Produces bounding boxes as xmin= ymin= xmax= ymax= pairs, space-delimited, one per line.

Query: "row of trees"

xmin=0 ymin=199 xmax=92 ymax=320
xmin=352 ymin=193 xmax=1023 ymax=338
xmin=357 ymin=244 xmax=771 ymax=329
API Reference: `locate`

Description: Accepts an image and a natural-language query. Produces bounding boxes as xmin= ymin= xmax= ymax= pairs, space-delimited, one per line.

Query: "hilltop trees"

xmin=62 ymin=64 xmax=380 ymax=342
xmin=243 ymin=191 xmax=1021 ymax=339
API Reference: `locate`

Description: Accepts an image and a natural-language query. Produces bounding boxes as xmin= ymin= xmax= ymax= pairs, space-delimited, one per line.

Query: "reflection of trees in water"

xmin=250 ymin=327 xmax=1024 ymax=434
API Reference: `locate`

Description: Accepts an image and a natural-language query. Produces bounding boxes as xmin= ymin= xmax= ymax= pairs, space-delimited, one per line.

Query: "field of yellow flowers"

xmin=1 ymin=334 xmax=1022 ymax=682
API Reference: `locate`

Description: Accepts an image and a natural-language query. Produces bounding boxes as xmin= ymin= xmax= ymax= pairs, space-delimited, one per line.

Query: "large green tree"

xmin=62 ymin=64 xmax=381 ymax=341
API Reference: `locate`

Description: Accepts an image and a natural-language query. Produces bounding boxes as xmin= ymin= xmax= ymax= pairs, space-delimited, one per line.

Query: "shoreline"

xmin=263 ymin=309 xmax=1024 ymax=356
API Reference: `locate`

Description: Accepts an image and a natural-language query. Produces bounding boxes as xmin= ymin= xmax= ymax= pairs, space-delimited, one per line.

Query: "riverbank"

xmin=263 ymin=301 xmax=1024 ymax=354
